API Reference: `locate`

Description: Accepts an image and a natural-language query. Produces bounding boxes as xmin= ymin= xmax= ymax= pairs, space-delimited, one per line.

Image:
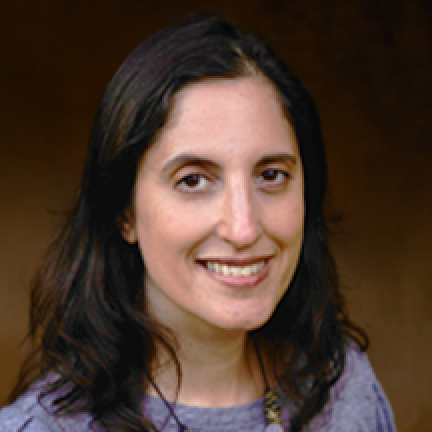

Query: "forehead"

xmin=167 ymin=74 xmax=286 ymax=126
xmin=141 ymin=75 xmax=298 ymax=170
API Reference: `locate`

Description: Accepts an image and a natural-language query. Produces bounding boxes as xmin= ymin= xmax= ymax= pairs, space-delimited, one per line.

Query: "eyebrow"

xmin=161 ymin=152 xmax=297 ymax=176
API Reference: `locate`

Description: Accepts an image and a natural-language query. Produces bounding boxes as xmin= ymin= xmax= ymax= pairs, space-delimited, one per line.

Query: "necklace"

xmin=148 ymin=339 xmax=284 ymax=432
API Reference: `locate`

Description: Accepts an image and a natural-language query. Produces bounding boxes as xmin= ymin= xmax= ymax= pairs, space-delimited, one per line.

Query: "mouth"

xmin=196 ymin=258 xmax=272 ymax=287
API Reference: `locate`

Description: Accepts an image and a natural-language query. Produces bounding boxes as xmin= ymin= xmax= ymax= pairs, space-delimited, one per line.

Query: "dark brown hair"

xmin=7 ymin=14 xmax=367 ymax=431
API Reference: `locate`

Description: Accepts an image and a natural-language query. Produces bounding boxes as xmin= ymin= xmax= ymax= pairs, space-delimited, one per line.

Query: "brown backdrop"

xmin=1 ymin=1 xmax=431 ymax=431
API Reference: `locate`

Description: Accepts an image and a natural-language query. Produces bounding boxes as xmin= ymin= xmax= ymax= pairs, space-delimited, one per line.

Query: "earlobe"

xmin=118 ymin=211 xmax=138 ymax=244
xmin=122 ymin=222 xmax=138 ymax=244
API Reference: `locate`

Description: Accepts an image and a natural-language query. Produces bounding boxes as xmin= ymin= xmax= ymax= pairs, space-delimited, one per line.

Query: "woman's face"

xmin=123 ymin=75 xmax=304 ymax=334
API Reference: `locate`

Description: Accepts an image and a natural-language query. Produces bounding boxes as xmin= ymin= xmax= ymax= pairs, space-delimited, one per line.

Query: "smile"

xmin=197 ymin=258 xmax=271 ymax=288
xmin=205 ymin=261 xmax=265 ymax=276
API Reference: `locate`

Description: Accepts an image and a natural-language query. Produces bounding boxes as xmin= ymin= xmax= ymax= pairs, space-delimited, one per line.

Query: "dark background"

xmin=1 ymin=1 xmax=431 ymax=430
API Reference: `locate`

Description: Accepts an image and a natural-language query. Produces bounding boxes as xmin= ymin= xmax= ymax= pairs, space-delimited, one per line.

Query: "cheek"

xmin=290 ymin=202 xmax=305 ymax=240
xmin=277 ymin=203 xmax=304 ymax=291
xmin=269 ymin=195 xmax=305 ymax=243
xmin=134 ymin=193 xmax=200 ymax=259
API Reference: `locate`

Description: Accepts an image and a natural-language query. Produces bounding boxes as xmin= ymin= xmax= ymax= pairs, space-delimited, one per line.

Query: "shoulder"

xmin=0 ymin=388 xmax=57 ymax=432
xmin=309 ymin=340 xmax=397 ymax=431
xmin=0 ymin=380 xmax=95 ymax=432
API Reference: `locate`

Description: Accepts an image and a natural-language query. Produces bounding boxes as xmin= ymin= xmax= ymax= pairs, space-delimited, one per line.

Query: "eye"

xmin=177 ymin=173 xmax=210 ymax=191
xmin=259 ymin=169 xmax=290 ymax=186
xmin=176 ymin=169 xmax=290 ymax=193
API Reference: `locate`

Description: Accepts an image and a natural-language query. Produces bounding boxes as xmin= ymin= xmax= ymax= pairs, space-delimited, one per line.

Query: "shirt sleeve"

xmin=0 ymin=388 xmax=93 ymax=432
xmin=0 ymin=395 xmax=59 ymax=432
xmin=308 ymin=342 xmax=397 ymax=431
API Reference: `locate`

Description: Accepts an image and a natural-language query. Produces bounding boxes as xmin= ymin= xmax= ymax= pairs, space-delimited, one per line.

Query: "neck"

xmin=148 ymin=328 xmax=266 ymax=408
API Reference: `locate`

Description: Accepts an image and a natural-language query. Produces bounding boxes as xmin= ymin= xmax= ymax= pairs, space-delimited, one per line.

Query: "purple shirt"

xmin=0 ymin=343 xmax=397 ymax=431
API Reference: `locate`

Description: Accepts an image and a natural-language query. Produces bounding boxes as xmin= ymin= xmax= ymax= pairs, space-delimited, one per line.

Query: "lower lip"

xmin=197 ymin=259 xmax=271 ymax=287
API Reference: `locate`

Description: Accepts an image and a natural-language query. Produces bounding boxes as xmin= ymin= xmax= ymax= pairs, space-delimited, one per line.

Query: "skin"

xmin=123 ymin=74 xmax=304 ymax=406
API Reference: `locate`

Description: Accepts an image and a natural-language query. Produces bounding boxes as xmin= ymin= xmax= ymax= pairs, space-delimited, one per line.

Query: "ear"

xmin=118 ymin=210 xmax=138 ymax=244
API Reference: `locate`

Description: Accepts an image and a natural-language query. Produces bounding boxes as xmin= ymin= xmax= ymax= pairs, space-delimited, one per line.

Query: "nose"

xmin=216 ymin=177 xmax=261 ymax=248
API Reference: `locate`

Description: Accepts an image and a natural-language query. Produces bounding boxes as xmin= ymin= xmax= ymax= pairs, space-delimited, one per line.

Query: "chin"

xmin=207 ymin=310 xmax=274 ymax=333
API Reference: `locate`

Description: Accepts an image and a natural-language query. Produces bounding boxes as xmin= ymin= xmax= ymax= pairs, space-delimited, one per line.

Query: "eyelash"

xmin=176 ymin=169 xmax=291 ymax=192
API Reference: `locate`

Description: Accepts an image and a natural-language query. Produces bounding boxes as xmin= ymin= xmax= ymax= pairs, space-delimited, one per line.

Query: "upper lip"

xmin=197 ymin=256 xmax=272 ymax=266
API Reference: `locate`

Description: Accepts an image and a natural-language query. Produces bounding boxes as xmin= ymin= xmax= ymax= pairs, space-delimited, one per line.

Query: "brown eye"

xmin=177 ymin=174 xmax=209 ymax=191
xmin=260 ymin=169 xmax=290 ymax=185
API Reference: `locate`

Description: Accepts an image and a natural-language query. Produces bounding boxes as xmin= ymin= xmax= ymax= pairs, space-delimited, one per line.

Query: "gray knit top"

xmin=0 ymin=343 xmax=397 ymax=431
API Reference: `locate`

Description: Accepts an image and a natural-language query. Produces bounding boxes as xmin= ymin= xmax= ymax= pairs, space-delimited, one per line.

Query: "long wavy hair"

xmin=6 ymin=14 xmax=368 ymax=431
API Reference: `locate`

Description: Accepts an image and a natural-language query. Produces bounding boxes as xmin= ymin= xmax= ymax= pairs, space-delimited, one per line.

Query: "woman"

xmin=0 ymin=14 xmax=396 ymax=431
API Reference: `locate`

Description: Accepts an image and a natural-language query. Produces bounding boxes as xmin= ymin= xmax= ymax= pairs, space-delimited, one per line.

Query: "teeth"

xmin=205 ymin=260 xmax=265 ymax=277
